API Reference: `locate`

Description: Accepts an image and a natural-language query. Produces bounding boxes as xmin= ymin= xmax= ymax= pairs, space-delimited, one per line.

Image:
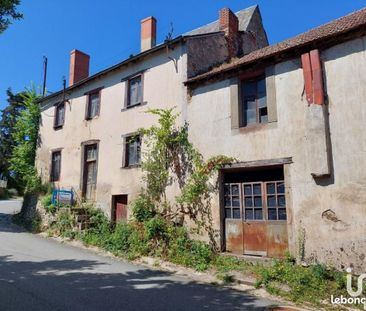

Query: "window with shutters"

xmin=86 ymin=90 xmax=101 ymax=119
xmin=240 ymin=76 xmax=267 ymax=127
xmin=127 ymin=75 xmax=143 ymax=107
xmin=50 ymin=151 xmax=61 ymax=182
xmin=124 ymin=135 xmax=141 ymax=167
xmin=54 ymin=102 xmax=65 ymax=129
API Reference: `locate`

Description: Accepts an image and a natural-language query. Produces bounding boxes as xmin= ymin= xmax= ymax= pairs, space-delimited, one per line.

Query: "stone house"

xmin=36 ymin=5 xmax=366 ymax=272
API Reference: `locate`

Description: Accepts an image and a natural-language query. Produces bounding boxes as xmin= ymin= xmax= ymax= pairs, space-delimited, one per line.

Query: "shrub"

xmin=104 ymin=222 xmax=132 ymax=254
xmin=41 ymin=194 xmax=57 ymax=214
xmin=80 ymin=208 xmax=110 ymax=246
xmin=54 ymin=210 xmax=76 ymax=238
xmin=131 ymin=193 xmax=155 ymax=222
xmin=144 ymin=216 xmax=167 ymax=240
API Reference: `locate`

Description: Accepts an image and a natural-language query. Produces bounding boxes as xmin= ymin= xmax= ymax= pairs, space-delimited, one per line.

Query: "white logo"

xmin=331 ymin=268 xmax=366 ymax=309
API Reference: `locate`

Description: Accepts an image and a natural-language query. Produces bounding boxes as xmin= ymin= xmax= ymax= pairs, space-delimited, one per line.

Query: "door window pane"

xmin=267 ymin=196 xmax=276 ymax=207
xmin=277 ymin=182 xmax=285 ymax=194
xmin=225 ymin=209 xmax=232 ymax=218
xmin=232 ymin=196 xmax=240 ymax=207
xmin=254 ymin=196 xmax=262 ymax=207
xmin=232 ymin=184 xmax=239 ymax=195
xmin=267 ymin=183 xmax=275 ymax=194
xmin=244 ymin=184 xmax=252 ymax=195
xmin=245 ymin=197 xmax=253 ymax=207
xmin=254 ymin=209 xmax=263 ymax=220
xmin=278 ymin=208 xmax=287 ymax=220
xmin=278 ymin=195 xmax=286 ymax=206
xmin=253 ymin=184 xmax=261 ymax=195
xmin=224 ymin=196 xmax=231 ymax=207
xmin=233 ymin=209 xmax=241 ymax=219
xmin=268 ymin=208 xmax=277 ymax=220
xmin=245 ymin=209 xmax=253 ymax=220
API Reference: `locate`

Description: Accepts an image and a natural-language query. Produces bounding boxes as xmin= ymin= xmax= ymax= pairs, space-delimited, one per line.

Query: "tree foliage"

xmin=0 ymin=0 xmax=22 ymax=34
xmin=134 ymin=108 xmax=235 ymax=250
xmin=0 ymin=88 xmax=25 ymax=187
xmin=9 ymin=86 xmax=41 ymax=192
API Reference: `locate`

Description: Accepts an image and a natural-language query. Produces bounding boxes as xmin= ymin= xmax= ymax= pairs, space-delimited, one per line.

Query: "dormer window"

xmin=54 ymin=102 xmax=65 ymax=129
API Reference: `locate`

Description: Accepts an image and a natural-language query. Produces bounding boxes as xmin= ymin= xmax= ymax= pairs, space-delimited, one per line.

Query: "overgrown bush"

xmin=41 ymin=193 xmax=57 ymax=214
xmin=131 ymin=192 xmax=155 ymax=222
xmin=53 ymin=210 xmax=76 ymax=239
xmin=79 ymin=208 xmax=111 ymax=246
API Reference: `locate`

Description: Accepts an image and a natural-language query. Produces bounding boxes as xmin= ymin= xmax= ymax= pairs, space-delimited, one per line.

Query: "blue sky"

xmin=0 ymin=0 xmax=365 ymax=109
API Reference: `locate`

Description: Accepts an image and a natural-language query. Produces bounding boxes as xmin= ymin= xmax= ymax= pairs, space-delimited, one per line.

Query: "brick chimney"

xmin=141 ymin=16 xmax=156 ymax=52
xmin=219 ymin=8 xmax=239 ymax=37
xmin=69 ymin=49 xmax=90 ymax=86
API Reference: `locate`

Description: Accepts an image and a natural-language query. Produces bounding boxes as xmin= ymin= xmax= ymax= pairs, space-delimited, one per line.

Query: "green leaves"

xmin=134 ymin=108 xmax=235 ymax=250
xmin=9 ymin=86 xmax=41 ymax=193
xmin=0 ymin=0 xmax=22 ymax=34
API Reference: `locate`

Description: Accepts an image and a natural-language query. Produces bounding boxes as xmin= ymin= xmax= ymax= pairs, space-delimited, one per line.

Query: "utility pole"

xmin=42 ymin=56 xmax=48 ymax=97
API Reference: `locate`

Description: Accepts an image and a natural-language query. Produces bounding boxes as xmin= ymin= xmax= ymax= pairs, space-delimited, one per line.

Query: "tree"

xmin=9 ymin=86 xmax=41 ymax=192
xmin=0 ymin=0 xmax=23 ymax=34
xmin=0 ymin=88 xmax=25 ymax=188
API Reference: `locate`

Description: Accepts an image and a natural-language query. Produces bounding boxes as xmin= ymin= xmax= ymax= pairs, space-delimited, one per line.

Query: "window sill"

xmin=53 ymin=125 xmax=64 ymax=131
xmin=121 ymin=164 xmax=140 ymax=169
xmin=237 ymin=121 xmax=277 ymax=134
xmin=121 ymin=101 xmax=147 ymax=112
xmin=85 ymin=116 xmax=100 ymax=121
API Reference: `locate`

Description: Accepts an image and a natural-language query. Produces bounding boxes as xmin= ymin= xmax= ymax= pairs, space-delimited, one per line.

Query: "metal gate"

xmin=224 ymin=181 xmax=288 ymax=257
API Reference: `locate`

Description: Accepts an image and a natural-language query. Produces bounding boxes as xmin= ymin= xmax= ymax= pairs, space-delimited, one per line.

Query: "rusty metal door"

xmin=264 ymin=181 xmax=288 ymax=257
xmin=224 ymin=180 xmax=288 ymax=258
xmin=224 ymin=183 xmax=243 ymax=253
xmin=115 ymin=195 xmax=128 ymax=223
xmin=242 ymin=183 xmax=267 ymax=256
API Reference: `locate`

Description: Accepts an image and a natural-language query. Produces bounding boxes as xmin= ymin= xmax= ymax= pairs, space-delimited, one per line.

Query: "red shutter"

xmin=310 ymin=49 xmax=324 ymax=105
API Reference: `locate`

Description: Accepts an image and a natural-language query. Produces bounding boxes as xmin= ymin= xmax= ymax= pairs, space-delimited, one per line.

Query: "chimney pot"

xmin=219 ymin=8 xmax=239 ymax=36
xmin=69 ymin=49 xmax=90 ymax=86
xmin=141 ymin=16 xmax=157 ymax=52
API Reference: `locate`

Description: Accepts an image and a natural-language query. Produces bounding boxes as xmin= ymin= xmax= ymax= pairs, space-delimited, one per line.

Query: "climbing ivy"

xmin=135 ymin=108 xmax=235 ymax=250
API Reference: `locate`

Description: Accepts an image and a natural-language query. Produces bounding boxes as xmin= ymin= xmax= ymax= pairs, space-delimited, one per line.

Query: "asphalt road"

xmin=0 ymin=200 xmax=278 ymax=311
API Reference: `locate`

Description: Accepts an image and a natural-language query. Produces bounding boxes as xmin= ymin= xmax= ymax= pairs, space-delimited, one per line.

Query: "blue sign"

xmin=52 ymin=189 xmax=74 ymax=206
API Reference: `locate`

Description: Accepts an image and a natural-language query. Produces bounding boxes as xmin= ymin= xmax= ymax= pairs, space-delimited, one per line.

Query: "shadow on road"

xmin=0 ymin=254 xmax=275 ymax=311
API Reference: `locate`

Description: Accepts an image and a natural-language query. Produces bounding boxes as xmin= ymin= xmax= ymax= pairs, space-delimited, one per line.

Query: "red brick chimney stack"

xmin=141 ymin=16 xmax=157 ymax=52
xmin=219 ymin=8 xmax=239 ymax=37
xmin=69 ymin=49 xmax=90 ymax=86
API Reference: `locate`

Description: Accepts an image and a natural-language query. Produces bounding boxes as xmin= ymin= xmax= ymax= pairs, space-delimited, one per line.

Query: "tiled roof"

xmin=184 ymin=6 xmax=257 ymax=36
xmin=186 ymin=6 xmax=366 ymax=84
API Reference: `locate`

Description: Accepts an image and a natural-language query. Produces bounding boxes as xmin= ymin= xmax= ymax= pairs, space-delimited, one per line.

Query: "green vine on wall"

xmin=135 ymin=108 xmax=235 ymax=250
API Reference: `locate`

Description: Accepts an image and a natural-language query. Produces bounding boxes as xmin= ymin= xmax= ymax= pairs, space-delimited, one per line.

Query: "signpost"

xmin=52 ymin=189 xmax=74 ymax=206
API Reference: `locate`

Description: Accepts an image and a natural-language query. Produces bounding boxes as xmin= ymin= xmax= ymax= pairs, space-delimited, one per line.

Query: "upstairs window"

xmin=124 ymin=135 xmax=141 ymax=167
xmin=50 ymin=150 xmax=61 ymax=182
xmin=240 ymin=76 xmax=267 ymax=127
xmin=127 ymin=75 xmax=142 ymax=107
xmin=86 ymin=90 xmax=101 ymax=119
xmin=54 ymin=102 xmax=65 ymax=129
